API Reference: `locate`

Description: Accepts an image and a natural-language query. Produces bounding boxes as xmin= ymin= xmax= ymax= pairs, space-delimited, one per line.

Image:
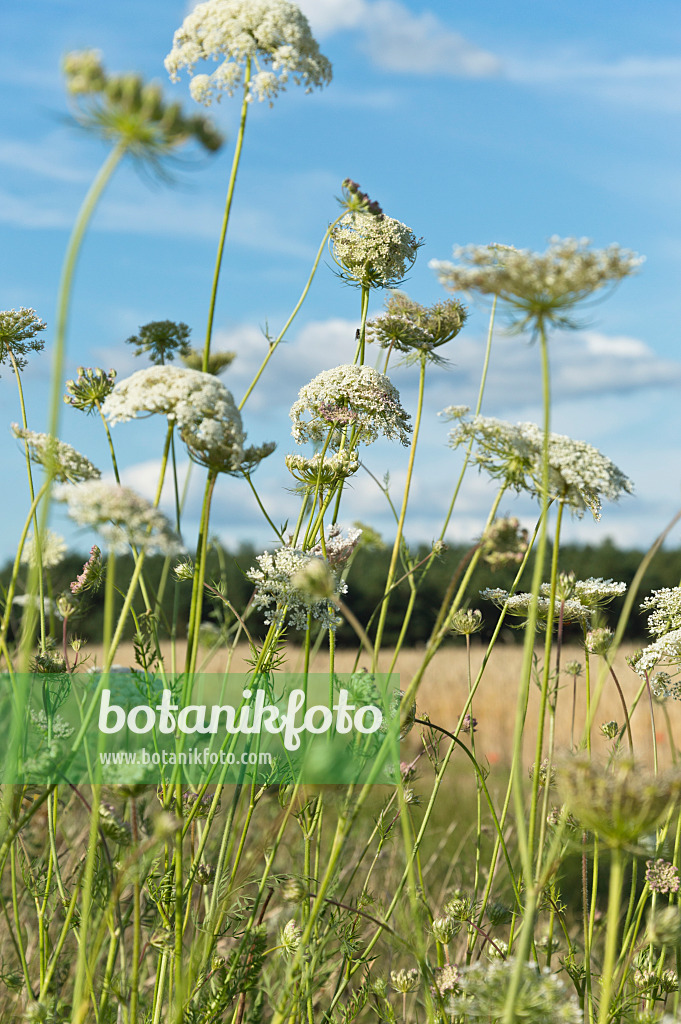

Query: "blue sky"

xmin=2 ymin=0 xmax=681 ymax=563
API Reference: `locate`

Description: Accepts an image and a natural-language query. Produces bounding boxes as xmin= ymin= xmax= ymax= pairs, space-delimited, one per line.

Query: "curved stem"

xmin=204 ymin=61 xmax=251 ymax=373
xmin=238 ymin=210 xmax=346 ymax=410
xmin=50 ymin=142 xmax=127 ymax=443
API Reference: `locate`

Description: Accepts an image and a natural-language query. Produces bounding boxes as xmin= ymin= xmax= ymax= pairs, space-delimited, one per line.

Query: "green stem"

xmin=204 ymin=61 xmax=251 ymax=373
xmin=0 ymin=480 xmax=50 ymax=650
xmin=185 ymin=468 xmax=219 ymax=676
xmin=503 ymin=317 xmax=552 ymax=1024
xmin=372 ymin=353 xmax=427 ymax=666
xmin=598 ymin=846 xmax=624 ymax=1024
xmin=238 ymin=210 xmax=346 ymax=410
xmin=50 ymin=142 xmax=126 ymax=444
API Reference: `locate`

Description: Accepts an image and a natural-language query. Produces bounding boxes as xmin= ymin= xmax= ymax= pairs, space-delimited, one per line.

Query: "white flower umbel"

xmin=448 ymin=415 xmax=632 ymax=520
xmin=481 ymin=587 xmax=592 ymax=625
xmin=20 ymin=530 xmax=67 ymax=570
xmin=641 ymin=588 xmax=681 ymax=638
xmin=165 ymin=0 xmax=332 ymax=106
xmin=247 ymin=544 xmax=346 ymax=631
xmin=632 ymin=630 xmax=681 ymax=678
xmin=541 ymin=578 xmax=626 ymax=609
xmin=310 ymin=523 xmax=362 ymax=569
xmin=290 ymin=365 xmax=411 ymax=449
xmin=331 ymin=212 xmax=421 ymax=289
xmin=102 ymin=366 xmax=244 ymax=473
xmin=431 ymin=236 xmax=642 ymax=332
xmin=12 ymin=425 xmax=101 ymax=483
xmin=55 ymin=480 xmax=181 ymax=555
xmin=449 ymin=958 xmax=583 ymax=1024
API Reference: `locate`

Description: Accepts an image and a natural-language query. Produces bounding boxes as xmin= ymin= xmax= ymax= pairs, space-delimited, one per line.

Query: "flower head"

xmin=247 ymin=544 xmax=345 ymax=631
xmin=126 ymin=320 xmax=192 ymax=365
xmin=431 ymin=236 xmax=642 ymax=333
xmin=181 ymin=347 xmax=236 ymax=376
xmin=70 ymin=546 xmax=105 ymax=594
xmin=390 ymin=968 xmax=419 ymax=994
xmin=11 ymin=425 xmax=100 ymax=483
xmin=481 ymin=516 xmax=529 ymax=570
xmin=448 ymin=414 xmax=633 ymax=520
xmin=646 ymin=859 xmax=680 ymax=895
xmin=481 ymin=587 xmax=592 ymax=626
xmin=558 ymin=757 xmax=681 ymax=846
xmin=64 ymin=367 xmax=117 ymax=413
xmin=21 ymin=530 xmax=67 ymax=570
xmin=331 ymin=211 xmax=422 ymax=289
xmin=102 ymin=366 xmax=245 ymax=473
xmin=0 ymin=308 xmax=47 ymax=373
xmin=290 ymin=365 xmax=411 ymax=449
xmin=449 ymin=958 xmax=582 ymax=1024
xmin=63 ymin=50 xmax=223 ymax=163
xmin=165 ymin=0 xmax=332 ymax=106
xmin=56 ymin=480 xmax=181 ymax=555
xmin=367 ymin=291 xmax=467 ymax=358
xmin=285 ymin=449 xmax=360 ymax=487
xmin=630 ymin=632 xmax=681 ymax=680
xmin=641 ymin=588 xmax=681 ymax=638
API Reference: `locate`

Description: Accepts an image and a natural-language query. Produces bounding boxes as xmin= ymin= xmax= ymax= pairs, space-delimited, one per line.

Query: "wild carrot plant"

xmin=1 ymin=5 xmax=679 ymax=1024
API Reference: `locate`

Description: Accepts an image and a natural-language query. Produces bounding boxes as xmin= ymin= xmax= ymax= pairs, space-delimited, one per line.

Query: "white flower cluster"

xmin=55 ymin=480 xmax=181 ymax=555
xmin=20 ymin=529 xmax=67 ymax=570
xmin=449 ymin=958 xmax=583 ymax=1024
xmin=247 ymin=544 xmax=346 ymax=631
xmin=102 ymin=366 xmax=244 ymax=473
xmin=651 ymin=672 xmax=681 ymax=702
xmin=481 ymin=587 xmax=592 ymax=624
xmin=290 ymin=365 xmax=411 ymax=449
xmin=431 ymin=236 xmax=642 ymax=331
xmin=448 ymin=415 xmax=633 ymax=520
xmin=632 ymin=589 xmax=681 ymax=682
xmin=331 ymin=212 xmax=421 ymax=289
xmin=632 ymin=630 xmax=681 ymax=680
xmin=540 ymin=577 xmax=626 ymax=608
xmin=165 ymin=0 xmax=332 ymax=106
xmin=12 ymin=425 xmax=101 ymax=483
xmin=310 ymin=523 xmax=362 ymax=569
xmin=641 ymin=588 xmax=681 ymax=638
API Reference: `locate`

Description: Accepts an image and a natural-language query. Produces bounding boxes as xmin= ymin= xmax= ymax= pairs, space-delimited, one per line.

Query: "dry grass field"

xmin=83 ymin=640 xmax=679 ymax=766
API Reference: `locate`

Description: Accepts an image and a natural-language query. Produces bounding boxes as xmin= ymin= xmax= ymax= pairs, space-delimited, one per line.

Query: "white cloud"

xmin=360 ymin=1 xmax=503 ymax=77
xmin=297 ymin=0 xmax=366 ymax=35
xmin=298 ymin=0 xmax=502 ymax=77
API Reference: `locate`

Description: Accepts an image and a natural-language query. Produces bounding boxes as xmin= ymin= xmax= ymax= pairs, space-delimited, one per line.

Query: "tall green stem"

xmin=503 ymin=318 xmax=552 ymax=1024
xmin=50 ymin=142 xmax=126 ymax=443
xmin=599 ymin=846 xmax=624 ymax=1024
xmin=203 ymin=61 xmax=251 ymax=372
xmin=372 ymin=353 xmax=427 ymax=667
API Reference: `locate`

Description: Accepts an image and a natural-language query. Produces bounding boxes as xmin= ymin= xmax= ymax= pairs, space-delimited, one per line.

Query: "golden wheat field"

xmin=85 ymin=641 xmax=677 ymax=765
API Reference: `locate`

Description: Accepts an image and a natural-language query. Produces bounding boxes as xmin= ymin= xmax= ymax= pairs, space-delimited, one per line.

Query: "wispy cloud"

xmin=299 ymin=0 xmax=681 ymax=109
xmin=298 ymin=0 xmax=502 ymax=77
xmin=507 ymin=51 xmax=681 ymax=112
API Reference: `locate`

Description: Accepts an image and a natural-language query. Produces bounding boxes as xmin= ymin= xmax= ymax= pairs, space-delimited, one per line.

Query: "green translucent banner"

xmin=0 ymin=670 xmax=403 ymax=786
